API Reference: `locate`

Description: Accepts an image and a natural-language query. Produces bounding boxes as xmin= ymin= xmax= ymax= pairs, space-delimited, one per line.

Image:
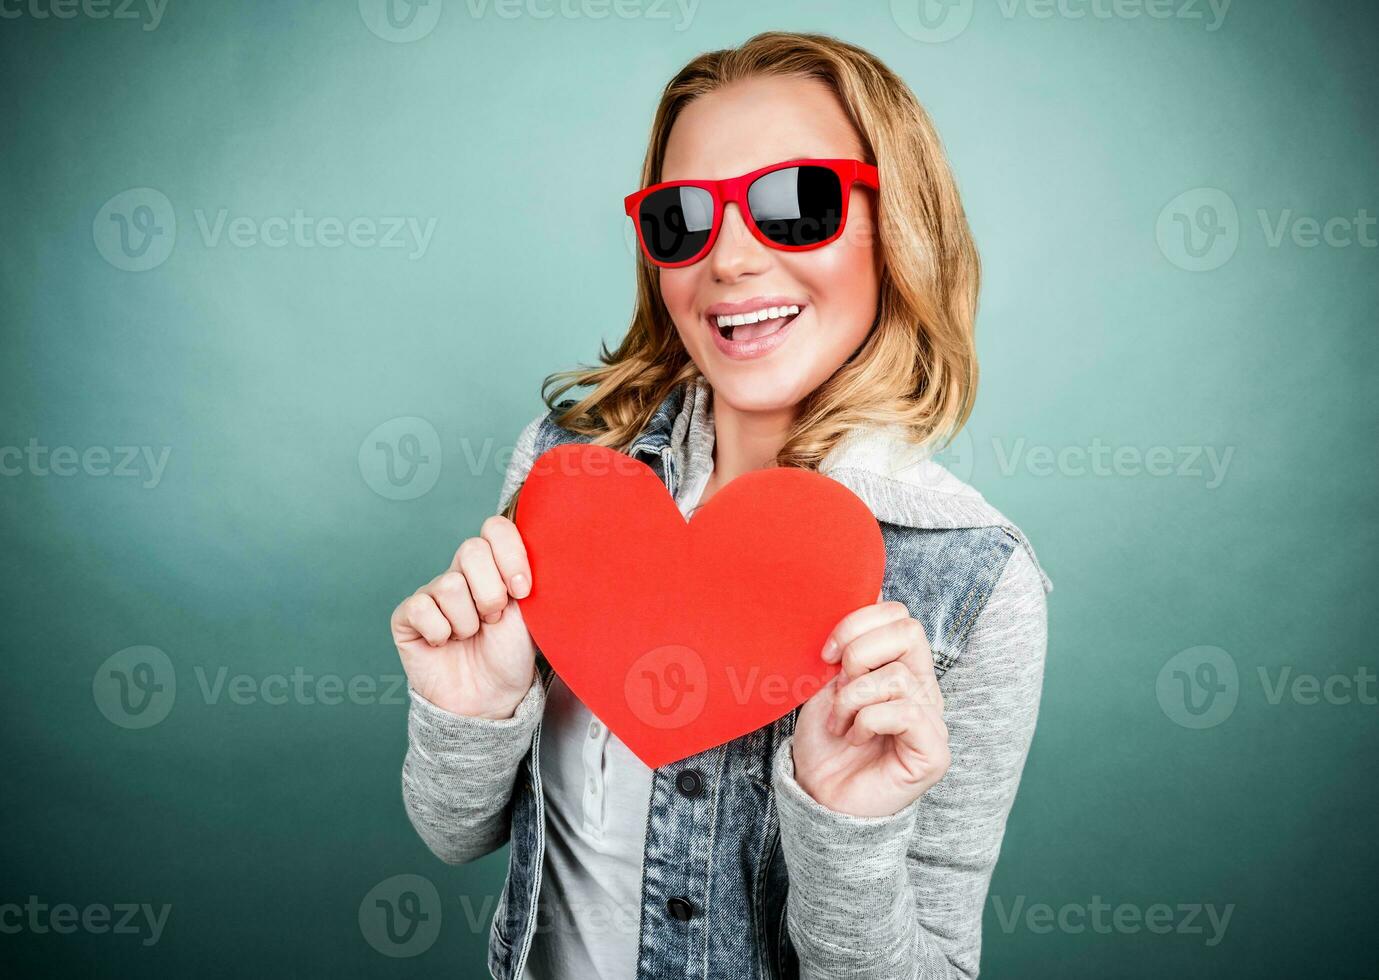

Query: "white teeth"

xmin=714 ymin=305 xmax=801 ymax=330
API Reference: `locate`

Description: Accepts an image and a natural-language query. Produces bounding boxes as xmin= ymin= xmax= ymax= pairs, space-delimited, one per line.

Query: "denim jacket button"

xmin=666 ymin=897 xmax=695 ymax=921
xmin=675 ymin=769 xmax=704 ymax=798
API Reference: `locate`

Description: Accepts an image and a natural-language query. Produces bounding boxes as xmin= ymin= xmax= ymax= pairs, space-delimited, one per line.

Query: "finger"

xmin=453 ymin=537 xmax=509 ymax=624
xmin=896 ymin=636 xmax=943 ymax=711
xmin=839 ymin=616 xmax=929 ymax=681
xmin=827 ymin=660 xmax=917 ymax=737
xmin=392 ymin=593 xmax=451 ymax=647
xmin=849 ymin=701 xmax=952 ymax=787
xmin=909 ymin=659 xmax=945 ymax=712
xmin=845 ymin=698 xmax=945 ymax=754
xmin=426 ymin=570 xmax=482 ymax=640
xmin=821 ymin=600 xmax=910 ymax=664
xmin=480 ymin=515 xmax=532 ymax=599
xmin=845 ymin=699 xmax=917 ymax=746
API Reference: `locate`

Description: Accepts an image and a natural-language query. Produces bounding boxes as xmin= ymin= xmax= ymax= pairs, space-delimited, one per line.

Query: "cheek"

xmin=658 ymin=269 xmax=702 ymax=340
xmin=788 ymin=238 xmax=879 ymax=343
xmin=828 ymin=195 xmax=882 ymax=318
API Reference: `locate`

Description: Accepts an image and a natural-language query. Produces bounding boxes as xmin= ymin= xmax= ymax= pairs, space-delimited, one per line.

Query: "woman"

xmin=394 ymin=31 xmax=1050 ymax=980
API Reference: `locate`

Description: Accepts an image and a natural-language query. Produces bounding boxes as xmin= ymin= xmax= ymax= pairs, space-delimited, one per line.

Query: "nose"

xmin=707 ymin=202 xmax=771 ymax=283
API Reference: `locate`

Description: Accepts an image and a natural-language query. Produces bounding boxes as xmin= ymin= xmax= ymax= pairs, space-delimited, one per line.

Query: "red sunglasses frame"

xmin=623 ymin=157 xmax=880 ymax=269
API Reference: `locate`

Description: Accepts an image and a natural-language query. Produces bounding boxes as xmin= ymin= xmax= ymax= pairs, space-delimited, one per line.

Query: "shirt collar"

xmin=658 ymin=376 xmax=986 ymax=519
xmin=653 ymin=377 xmax=1050 ymax=589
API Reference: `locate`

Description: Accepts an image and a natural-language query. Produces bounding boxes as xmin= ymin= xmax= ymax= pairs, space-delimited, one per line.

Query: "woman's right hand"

xmin=391 ymin=515 xmax=536 ymax=719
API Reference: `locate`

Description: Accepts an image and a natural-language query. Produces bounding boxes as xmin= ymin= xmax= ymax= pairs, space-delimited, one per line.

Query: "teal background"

xmin=2 ymin=0 xmax=1376 ymax=976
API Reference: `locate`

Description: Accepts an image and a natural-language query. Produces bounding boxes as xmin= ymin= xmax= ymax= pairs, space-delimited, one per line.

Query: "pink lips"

xmin=704 ymin=296 xmax=807 ymax=361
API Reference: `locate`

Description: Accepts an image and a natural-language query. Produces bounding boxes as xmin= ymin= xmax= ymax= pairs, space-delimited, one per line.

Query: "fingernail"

xmin=512 ymin=574 xmax=530 ymax=598
xmin=483 ymin=611 xmax=501 ymax=624
xmin=822 ymin=637 xmax=839 ymax=662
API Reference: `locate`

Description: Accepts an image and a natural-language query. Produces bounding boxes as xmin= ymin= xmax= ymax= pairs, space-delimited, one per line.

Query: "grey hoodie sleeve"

xmin=771 ymin=544 xmax=1049 ymax=980
xmin=400 ymin=411 xmax=549 ymax=864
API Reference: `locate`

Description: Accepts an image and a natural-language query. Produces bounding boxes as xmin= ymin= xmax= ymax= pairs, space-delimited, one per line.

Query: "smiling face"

xmin=657 ymin=74 xmax=882 ymax=416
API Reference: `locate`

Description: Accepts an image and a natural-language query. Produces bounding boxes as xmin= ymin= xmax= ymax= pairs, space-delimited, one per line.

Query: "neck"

xmin=708 ymin=389 xmax=798 ymax=485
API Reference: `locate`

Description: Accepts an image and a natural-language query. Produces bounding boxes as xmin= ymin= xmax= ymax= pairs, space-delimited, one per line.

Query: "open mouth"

xmin=711 ymin=304 xmax=802 ymax=343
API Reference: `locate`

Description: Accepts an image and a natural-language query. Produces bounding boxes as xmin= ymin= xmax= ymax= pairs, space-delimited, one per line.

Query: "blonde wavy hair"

xmin=503 ymin=31 xmax=980 ymax=518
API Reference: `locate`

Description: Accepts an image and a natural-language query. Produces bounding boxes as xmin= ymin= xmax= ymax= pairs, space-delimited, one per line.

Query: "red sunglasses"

xmin=623 ymin=158 xmax=880 ymax=268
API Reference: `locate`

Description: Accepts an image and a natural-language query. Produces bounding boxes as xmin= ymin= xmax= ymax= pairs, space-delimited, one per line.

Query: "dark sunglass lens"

xmin=747 ymin=166 xmax=844 ymax=247
xmin=637 ymin=185 xmax=714 ymax=264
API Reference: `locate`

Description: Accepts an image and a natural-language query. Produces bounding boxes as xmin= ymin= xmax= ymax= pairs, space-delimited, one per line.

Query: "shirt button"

xmin=675 ymin=769 xmax=704 ymax=798
xmin=588 ymin=720 xmax=601 ymax=739
xmin=666 ymin=897 xmax=695 ymax=922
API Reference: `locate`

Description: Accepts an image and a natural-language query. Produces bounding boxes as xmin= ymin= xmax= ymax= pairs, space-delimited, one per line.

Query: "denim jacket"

xmin=402 ymin=378 xmax=1050 ymax=980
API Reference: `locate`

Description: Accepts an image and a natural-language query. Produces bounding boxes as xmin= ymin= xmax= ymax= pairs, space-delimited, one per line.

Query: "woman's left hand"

xmin=791 ymin=597 xmax=951 ymax=818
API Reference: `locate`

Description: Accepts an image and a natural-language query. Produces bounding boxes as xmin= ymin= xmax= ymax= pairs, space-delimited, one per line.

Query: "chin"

xmin=705 ymin=366 xmax=815 ymax=415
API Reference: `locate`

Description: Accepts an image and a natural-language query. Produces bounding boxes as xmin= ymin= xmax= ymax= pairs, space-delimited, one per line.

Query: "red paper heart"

xmin=514 ymin=442 xmax=885 ymax=769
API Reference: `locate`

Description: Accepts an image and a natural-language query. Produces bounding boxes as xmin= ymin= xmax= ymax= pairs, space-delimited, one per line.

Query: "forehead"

xmin=660 ymin=74 xmax=865 ymax=183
